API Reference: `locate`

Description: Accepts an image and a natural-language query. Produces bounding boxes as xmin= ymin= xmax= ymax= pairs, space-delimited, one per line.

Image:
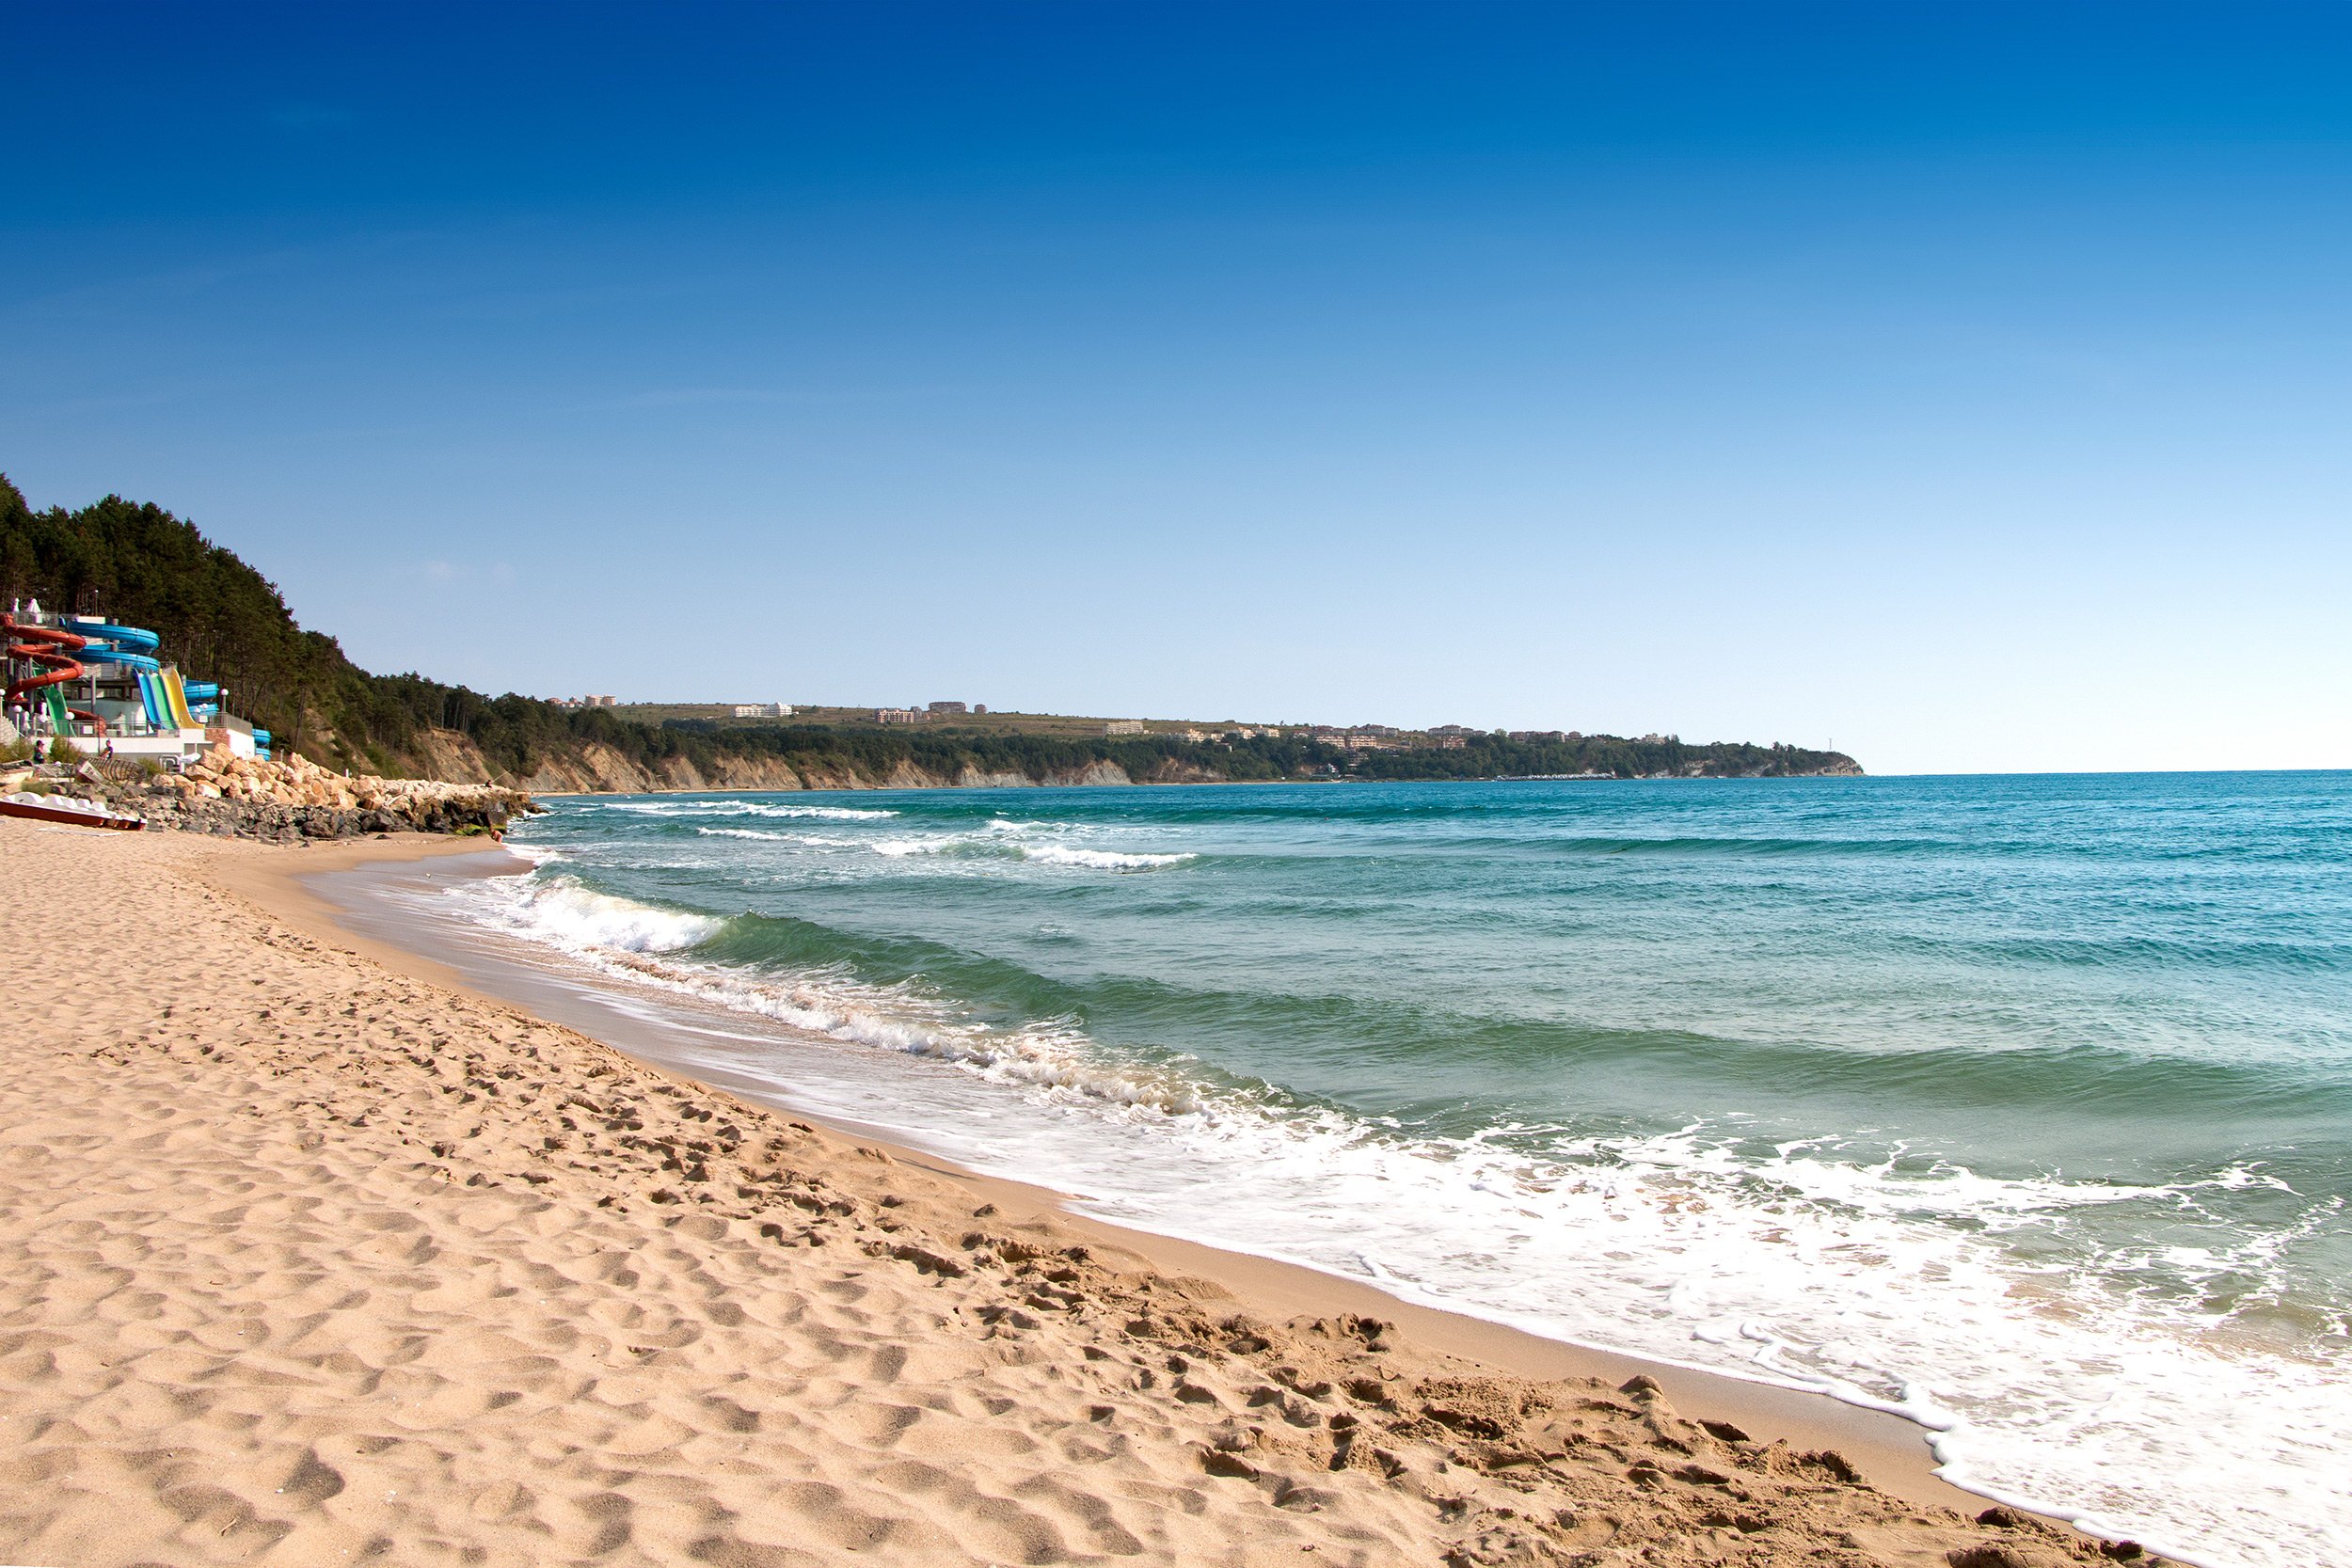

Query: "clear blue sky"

xmin=6 ymin=1 xmax=2347 ymax=773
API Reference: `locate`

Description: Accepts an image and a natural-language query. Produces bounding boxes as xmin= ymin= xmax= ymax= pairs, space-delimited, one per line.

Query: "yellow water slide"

xmin=160 ymin=666 xmax=200 ymax=730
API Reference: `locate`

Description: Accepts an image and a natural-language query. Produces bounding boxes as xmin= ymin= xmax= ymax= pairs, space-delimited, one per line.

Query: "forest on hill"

xmin=0 ymin=477 xmax=674 ymax=780
xmin=1 ymin=477 xmax=1861 ymax=787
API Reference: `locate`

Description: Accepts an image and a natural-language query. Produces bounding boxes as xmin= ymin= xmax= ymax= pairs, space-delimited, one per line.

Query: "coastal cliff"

xmin=509 ymin=740 xmax=1142 ymax=795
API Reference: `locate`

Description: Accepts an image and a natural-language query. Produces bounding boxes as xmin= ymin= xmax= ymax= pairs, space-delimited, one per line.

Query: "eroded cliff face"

xmin=688 ymin=753 xmax=814 ymax=790
xmin=938 ymin=761 xmax=1139 ymax=788
xmin=866 ymin=759 xmax=1137 ymax=791
xmin=517 ymin=740 xmax=660 ymax=795
xmin=407 ymin=729 xmax=501 ymax=785
xmin=1129 ymin=757 xmax=1225 ymax=784
xmin=457 ymin=729 xmax=1144 ymax=796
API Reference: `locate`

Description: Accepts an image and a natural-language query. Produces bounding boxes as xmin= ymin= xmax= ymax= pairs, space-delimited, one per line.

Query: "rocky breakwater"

xmin=126 ymin=750 xmax=538 ymax=844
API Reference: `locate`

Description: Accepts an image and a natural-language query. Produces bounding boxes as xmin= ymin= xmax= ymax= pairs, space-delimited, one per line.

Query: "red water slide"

xmin=2 ymin=613 xmax=88 ymax=706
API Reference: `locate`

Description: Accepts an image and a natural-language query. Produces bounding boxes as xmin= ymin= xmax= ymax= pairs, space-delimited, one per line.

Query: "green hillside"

xmin=0 ymin=476 xmax=685 ymax=778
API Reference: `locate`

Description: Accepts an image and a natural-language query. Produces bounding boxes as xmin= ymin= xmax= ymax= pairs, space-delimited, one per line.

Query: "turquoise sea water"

xmin=463 ymin=774 xmax=2350 ymax=1567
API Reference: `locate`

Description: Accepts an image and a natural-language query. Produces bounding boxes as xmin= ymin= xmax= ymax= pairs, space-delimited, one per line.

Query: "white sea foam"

xmin=436 ymin=865 xmax=2349 ymax=1568
xmin=1025 ymin=1107 xmax=2346 ymax=1568
xmin=605 ymin=800 xmax=898 ymax=820
xmin=871 ymin=834 xmax=952 ymax=858
xmin=693 ymin=827 xmax=859 ymax=846
xmin=461 ymin=876 xmax=722 ymax=955
xmin=1020 ymin=845 xmax=1195 ymax=870
xmin=739 ymin=803 xmax=898 ymax=820
xmin=445 ymin=876 xmax=1202 ymax=1114
xmin=871 ymin=831 xmax=1192 ymax=870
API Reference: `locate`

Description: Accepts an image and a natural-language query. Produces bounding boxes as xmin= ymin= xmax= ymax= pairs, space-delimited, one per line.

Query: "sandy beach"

xmin=0 ymin=817 xmax=2153 ymax=1568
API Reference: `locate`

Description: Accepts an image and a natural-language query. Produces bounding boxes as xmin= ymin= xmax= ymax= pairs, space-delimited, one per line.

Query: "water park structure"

xmin=3 ymin=600 xmax=271 ymax=767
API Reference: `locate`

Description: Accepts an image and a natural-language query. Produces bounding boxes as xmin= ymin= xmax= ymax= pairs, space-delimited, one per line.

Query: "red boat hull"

xmin=0 ymin=800 xmax=144 ymax=831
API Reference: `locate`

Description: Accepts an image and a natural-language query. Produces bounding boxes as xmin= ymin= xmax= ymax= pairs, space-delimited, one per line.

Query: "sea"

xmin=365 ymin=773 xmax=2350 ymax=1568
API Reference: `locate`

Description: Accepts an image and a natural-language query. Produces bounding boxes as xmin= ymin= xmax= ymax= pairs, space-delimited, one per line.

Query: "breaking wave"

xmin=605 ymin=800 xmax=898 ymax=821
xmin=871 ymin=826 xmax=1194 ymax=870
xmin=1020 ymin=844 xmax=1195 ymax=870
xmin=464 ymin=875 xmax=723 ymax=954
xmin=693 ymin=827 xmax=858 ymax=846
xmin=445 ymin=875 xmax=1204 ymax=1114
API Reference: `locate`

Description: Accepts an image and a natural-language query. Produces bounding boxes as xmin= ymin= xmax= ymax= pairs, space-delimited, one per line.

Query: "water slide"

xmin=2 ymin=613 xmax=87 ymax=707
xmin=10 ymin=615 xmax=216 ymax=743
xmin=62 ymin=617 xmax=158 ymax=653
xmin=130 ymin=668 xmax=202 ymax=731
xmin=62 ymin=618 xmax=162 ymax=674
xmin=85 ymin=646 xmax=161 ymax=674
xmin=158 ymin=667 xmax=201 ymax=730
xmin=135 ymin=672 xmax=168 ymax=729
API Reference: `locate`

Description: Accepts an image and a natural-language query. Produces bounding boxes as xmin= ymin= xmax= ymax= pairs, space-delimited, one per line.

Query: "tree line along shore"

xmin=4 ymin=477 xmax=1861 ymax=795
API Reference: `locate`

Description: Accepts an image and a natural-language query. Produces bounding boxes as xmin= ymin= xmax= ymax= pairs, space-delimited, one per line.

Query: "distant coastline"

xmin=2 ymin=480 xmax=1860 ymax=794
xmin=506 ymin=721 xmax=1864 ymax=796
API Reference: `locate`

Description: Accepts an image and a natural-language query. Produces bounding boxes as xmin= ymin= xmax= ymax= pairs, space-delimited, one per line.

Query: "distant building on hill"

xmin=875 ymin=707 xmax=922 ymax=724
xmin=1430 ymin=724 xmax=1479 ymax=736
xmin=974 ymin=705 xmax=987 ymax=715
xmin=928 ymin=701 xmax=968 ymax=715
xmin=1104 ymin=720 xmax=1145 ymax=736
xmin=1310 ymin=728 xmax=1397 ymax=751
xmin=732 ymin=703 xmax=792 ymax=718
xmin=554 ymin=694 xmax=618 ymax=709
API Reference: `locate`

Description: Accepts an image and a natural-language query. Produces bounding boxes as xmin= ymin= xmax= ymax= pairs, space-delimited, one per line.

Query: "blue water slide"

xmin=80 ymin=646 xmax=162 ymax=673
xmin=62 ymin=618 xmax=161 ymax=652
xmin=183 ymin=681 xmax=219 ymax=700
